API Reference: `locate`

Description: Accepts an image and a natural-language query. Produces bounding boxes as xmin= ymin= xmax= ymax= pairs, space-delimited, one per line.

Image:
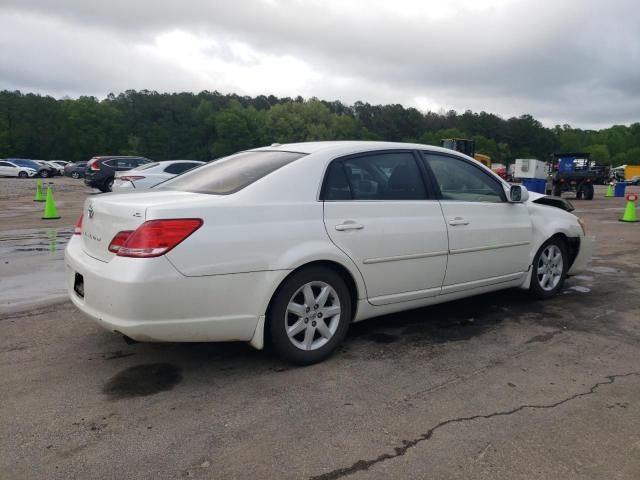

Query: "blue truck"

xmin=546 ymin=152 xmax=600 ymax=200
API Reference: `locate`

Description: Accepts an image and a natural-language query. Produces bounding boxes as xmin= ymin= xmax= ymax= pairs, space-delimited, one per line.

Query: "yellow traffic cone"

xmin=34 ymin=179 xmax=45 ymax=202
xmin=620 ymin=193 xmax=638 ymax=223
xmin=605 ymin=183 xmax=614 ymax=198
xmin=42 ymin=185 xmax=61 ymax=220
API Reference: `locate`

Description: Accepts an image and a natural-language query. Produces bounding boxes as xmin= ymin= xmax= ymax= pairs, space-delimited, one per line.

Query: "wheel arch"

xmin=251 ymin=259 xmax=363 ymax=350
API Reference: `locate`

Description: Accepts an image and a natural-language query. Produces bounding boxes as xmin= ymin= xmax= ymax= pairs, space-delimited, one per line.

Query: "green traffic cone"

xmin=605 ymin=184 xmax=614 ymax=197
xmin=42 ymin=185 xmax=61 ymax=220
xmin=619 ymin=194 xmax=638 ymax=223
xmin=34 ymin=179 xmax=45 ymax=202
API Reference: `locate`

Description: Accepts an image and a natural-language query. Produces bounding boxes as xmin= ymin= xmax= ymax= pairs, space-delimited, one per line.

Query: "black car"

xmin=84 ymin=156 xmax=152 ymax=192
xmin=64 ymin=161 xmax=88 ymax=179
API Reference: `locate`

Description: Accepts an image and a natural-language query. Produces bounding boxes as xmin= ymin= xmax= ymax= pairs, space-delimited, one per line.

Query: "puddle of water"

xmin=0 ymin=227 xmax=73 ymax=313
xmin=103 ymin=364 xmax=182 ymax=400
xmin=0 ymin=227 xmax=73 ymax=255
xmin=573 ymin=275 xmax=593 ymax=281
xmin=568 ymin=286 xmax=591 ymax=293
xmin=588 ymin=266 xmax=620 ymax=274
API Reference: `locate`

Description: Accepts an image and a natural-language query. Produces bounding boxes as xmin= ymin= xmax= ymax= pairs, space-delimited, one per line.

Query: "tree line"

xmin=0 ymin=89 xmax=638 ymax=166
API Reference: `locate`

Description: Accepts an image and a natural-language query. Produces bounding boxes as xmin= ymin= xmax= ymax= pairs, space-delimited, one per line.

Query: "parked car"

xmin=0 ymin=159 xmax=38 ymax=178
xmin=64 ymin=161 xmax=88 ymax=179
xmin=50 ymin=160 xmax=69 ymax=172
xmin=34 ymin=160 xmax=59 ymax=178
xmin=44 ymin=160 xmax=65 ymax=176
xmin=6 ymin=159 xmax=44 ymax=177
xmin=112 ymin=160 xmax=205 ymax=192
xmin=84 ymin=156 xmax=152 ymax=192
xmin=66 ymin=141 xmax=592 ymax=365
xmin=629 ymin=176 xmax=640 ymax=186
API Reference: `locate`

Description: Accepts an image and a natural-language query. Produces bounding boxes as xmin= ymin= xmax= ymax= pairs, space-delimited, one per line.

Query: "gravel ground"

xmin=1 ymin=178 xmax=639 ymax=479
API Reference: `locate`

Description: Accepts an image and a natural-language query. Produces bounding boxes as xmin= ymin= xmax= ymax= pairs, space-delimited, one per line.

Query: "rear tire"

xmin=584 ymin=183 xmax=594 ymax=200
xmin=71 ymin=171 xmax=80 ymax=179
xmin=530 ymin=238 xmax=568 ymax=299
xmin=268 ymin=266 xmax=352 ymax=365
xmin=101 ymin=178 xmax=114 ymax=192
xmin=40 ymin=170 xmax=49 ymax=178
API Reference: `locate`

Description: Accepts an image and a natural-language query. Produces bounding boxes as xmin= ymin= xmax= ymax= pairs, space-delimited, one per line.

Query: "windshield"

xmin=11 ymin=159 xmax=40 ymax=169
xmin=159 ymin=151 xmax=306 ymax=195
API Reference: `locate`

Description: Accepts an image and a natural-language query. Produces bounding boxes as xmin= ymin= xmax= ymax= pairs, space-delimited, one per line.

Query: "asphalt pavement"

xmin=1 ymin=178 xmax=639 ymax=479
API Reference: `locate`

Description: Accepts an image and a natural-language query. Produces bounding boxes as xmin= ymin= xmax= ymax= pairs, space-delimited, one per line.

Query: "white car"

xmin=66 ymin=141 xmax=592 ymax=364
xmin=50 ymin=160 xmax=69 ymax=173
xmin=0 ymin=159 xmax=38 ymax=178
xmin=112 ymin=160 xmax=205 ymax=192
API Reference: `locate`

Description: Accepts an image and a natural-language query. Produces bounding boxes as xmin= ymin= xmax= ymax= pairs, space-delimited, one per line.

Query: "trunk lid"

xmin=80 ymin=191 xmax=201 ymax=262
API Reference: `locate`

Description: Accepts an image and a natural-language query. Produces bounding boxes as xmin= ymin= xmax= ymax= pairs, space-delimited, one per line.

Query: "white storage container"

xmin=514 ymin=159 xmax=548 ymax=180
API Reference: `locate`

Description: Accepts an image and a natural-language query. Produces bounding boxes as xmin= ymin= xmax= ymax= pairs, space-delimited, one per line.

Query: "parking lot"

xmin=1 ymin=177 xmax=640 ymax=479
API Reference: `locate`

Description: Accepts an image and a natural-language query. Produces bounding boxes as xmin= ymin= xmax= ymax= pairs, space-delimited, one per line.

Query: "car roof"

xmin=160 ymin=160 xmax=205 ymax=164
xmin=249 ymin=140 xmax=462 ymax=156
xmin=93 ymin=156 xmax=147 ymax=160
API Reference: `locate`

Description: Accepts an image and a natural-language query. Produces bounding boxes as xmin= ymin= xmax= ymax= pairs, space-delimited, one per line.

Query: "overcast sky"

xmin=1 ymin=0 xmax=638 ymax=128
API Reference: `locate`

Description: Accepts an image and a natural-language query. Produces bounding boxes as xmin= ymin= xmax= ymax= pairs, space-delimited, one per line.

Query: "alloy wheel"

xmin=536 ymin=244 xmax=564 ymax=291
xmin=285 ymin=281 xmax=341 ymax=351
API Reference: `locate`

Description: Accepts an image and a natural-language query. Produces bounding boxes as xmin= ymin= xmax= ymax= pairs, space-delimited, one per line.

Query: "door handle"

xmin=335 ymin=222 xmax=364 ymax=231
xmin=448 ymin=217 xmax=469 ymax=226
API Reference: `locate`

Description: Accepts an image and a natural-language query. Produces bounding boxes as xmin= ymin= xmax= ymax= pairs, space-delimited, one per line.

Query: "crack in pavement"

xmin=309 ymin=372 xmax=640 ymax=480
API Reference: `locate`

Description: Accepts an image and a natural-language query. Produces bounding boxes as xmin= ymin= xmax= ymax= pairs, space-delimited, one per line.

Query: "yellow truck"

xmin=440 ymin=138 xmax=492 ymax=168
xmin=611 ymin=165 xmax=640 ymax=181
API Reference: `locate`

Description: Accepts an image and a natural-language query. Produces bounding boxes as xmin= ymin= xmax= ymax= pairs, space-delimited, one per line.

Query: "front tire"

xmin=71 ymin=171 xmax=80 ymax=179
xmin=40 ymin=170 xmax=49 ymax=178
xmin=268 ymin=266 xmax=352 ymax=365
xmin=18 ymin=171 xmax=28 ymax=178
xmin=530 ymin=238 xmax=568 ymax=299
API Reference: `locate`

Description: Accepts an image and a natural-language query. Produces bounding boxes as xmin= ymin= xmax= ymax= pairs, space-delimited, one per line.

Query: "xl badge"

xmin=88 ymin=204 xmax=94 ymax=219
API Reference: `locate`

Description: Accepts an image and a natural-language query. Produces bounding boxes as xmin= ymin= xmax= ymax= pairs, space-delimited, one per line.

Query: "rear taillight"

xmin=108 ymin=230 xmax=133 ymax=253
xmin=89 ymin=159 xmax=101 ymax=171
xmin=74 ymin=214 xmax=83 ymax=235
xmin=111 ymin=219 xmax=202 ymax=258
xmin=119 ymin=175 xmax=145 ymax=181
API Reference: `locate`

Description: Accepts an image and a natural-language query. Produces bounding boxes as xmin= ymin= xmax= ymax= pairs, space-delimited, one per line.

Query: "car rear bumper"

xmin=65 ymin=237 xmax=285 ymax=343
xmin=111 ymin=181 xmax=135 ymax=192
xmin=567 ymin=235 xmax=593 ymax=276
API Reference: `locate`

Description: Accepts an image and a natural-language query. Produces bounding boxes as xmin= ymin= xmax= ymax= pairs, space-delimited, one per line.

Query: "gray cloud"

xmin=1 ymin=0 xmax=639 ymax=128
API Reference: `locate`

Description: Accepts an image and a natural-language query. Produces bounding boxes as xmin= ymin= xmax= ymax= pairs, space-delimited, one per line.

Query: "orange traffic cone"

xmin=42 ymin=185 xmax=61 ymax=220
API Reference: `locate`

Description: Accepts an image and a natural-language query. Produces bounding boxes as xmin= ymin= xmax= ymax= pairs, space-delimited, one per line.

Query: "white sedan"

xmin=112 ymin=160 xmax=205 ymax=192
xmin=66 ymin=141 xmax=592 ymax=364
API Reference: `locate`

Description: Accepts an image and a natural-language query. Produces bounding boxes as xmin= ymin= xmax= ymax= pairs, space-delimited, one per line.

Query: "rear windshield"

xmin=134 ymin=162 xmax=160 ymax=171
xmin=159 ymin=151 xmax=306 ymax=195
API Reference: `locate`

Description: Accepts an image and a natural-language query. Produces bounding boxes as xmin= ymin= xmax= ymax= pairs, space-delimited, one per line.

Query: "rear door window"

xmin=160 ymin=151 xmax=305 ymax=195
xmin=323 ymin=152 xmax=427 ymax=200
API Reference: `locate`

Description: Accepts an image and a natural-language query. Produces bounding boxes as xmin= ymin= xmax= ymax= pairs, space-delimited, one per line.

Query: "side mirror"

xmin=510 ymin=185 xmax=529 ymax=202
